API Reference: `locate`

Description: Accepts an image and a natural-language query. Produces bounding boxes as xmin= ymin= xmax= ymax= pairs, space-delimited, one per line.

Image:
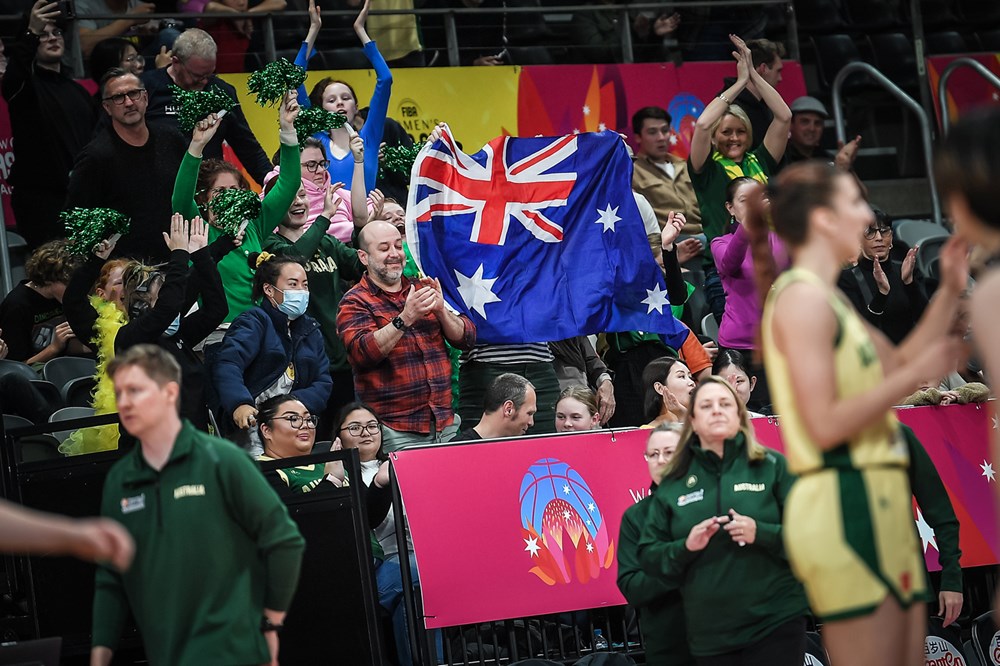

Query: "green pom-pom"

xmin=380 ymin=145 xmax=424 ymax=179
xmin=61 ymin=208 xmax=130 ymax=256
xmin=170 ymin=84 xmax=237 ymax=132
xmin=294 ymin=108 xmax=347 ymax=143
xmin=208 ymin=189 xmax=262 ymax=236
xmin=247 ymin=59 xmax=306 ymax=107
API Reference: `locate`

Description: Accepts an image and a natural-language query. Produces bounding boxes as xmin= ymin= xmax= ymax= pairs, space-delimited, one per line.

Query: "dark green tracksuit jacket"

xmin=618 ymin=488 xmax=695 ymax=665
xmin=638 ymin=433 xmax=808 ymax=657
xmin=92 ymin=420 xmax=306 ymax=666
xmin=904 ymin=424 xmax=962 ymax=593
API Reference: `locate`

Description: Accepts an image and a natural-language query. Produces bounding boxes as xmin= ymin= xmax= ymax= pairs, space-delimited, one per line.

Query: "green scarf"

xmin=712 ymin=150 xmax=768 ymax=184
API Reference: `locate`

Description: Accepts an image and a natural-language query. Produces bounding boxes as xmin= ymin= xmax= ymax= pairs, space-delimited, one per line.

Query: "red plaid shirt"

xmin=337 ymin=274 xmax=476 ymax=434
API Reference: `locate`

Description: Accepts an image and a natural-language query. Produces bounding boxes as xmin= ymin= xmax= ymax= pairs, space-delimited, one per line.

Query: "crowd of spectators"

xmin=0 ymin=0 xmax=994 ymax=660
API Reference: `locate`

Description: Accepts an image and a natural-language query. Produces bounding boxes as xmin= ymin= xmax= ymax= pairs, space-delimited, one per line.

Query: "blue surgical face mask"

xmin=275 ymin=288 xmax=309 ymax=319
xmin=164 ymin=315 xmax=181 ymax=337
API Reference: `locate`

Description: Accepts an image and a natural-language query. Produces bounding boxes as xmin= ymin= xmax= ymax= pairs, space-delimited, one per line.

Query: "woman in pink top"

xmin=710 ymin=177 xmax=789 ymax=412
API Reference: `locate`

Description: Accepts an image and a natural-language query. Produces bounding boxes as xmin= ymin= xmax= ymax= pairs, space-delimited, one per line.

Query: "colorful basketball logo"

xmin=519 ymin=458 xmax=615 ymax=586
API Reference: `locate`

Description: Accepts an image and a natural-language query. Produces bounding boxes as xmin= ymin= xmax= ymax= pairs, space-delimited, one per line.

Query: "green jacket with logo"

xmin=637 ymin=433 xmax=808 ymax=657
xmin=92 ymin=420 xmax=306 ymax=666
xmin=618 ymin=489 xmax=694 ymax=665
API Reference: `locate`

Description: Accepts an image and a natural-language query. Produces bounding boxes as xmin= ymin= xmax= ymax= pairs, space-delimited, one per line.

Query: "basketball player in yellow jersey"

xmin=752 ymin=161 xmax=968 ymax=666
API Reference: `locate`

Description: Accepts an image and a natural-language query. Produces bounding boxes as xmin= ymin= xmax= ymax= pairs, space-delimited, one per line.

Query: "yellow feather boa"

xmin=58 ymin=297 xmax=126 ymax=456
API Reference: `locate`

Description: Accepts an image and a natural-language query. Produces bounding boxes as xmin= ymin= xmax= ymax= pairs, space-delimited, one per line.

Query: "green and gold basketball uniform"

xmin=761 ymin=267 xmax=930 ymax=621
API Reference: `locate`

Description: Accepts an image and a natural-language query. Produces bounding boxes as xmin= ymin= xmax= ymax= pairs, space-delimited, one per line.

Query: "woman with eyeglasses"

xmin=638 ymin=377 xmax=808 ymax=663
xmin=838 ymin=206 xmax=927 ymax=344
xmin=336 ymin=402 xmax=441 ymax=666
xmin=256 ymin=394 xmax=346 ymax=492
xmin=617 ymin=423 xmax=693 ymax=665
xmin=89 ymin=38 xmax=144 ymax=90
xmin=172 ymin=91 xmax=301 ymax=338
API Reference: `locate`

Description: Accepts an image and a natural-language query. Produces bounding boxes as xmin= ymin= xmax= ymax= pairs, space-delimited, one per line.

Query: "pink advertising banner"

xmin=926 ymin=53 xmax=1000 ymax=129
xmin=391 ymin=403 xmax=997 ymax=629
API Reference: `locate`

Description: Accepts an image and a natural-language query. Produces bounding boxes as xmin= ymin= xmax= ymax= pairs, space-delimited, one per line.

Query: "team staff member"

xmin=756 ymin=161 xmax=966 ymax=666
xmin=90 ymin=345 xmax=305 ymax=666
xmin=638 ymin=377 xmax=808 ymax=664
xmin=617 ymin=422 xmax=694 ymax=665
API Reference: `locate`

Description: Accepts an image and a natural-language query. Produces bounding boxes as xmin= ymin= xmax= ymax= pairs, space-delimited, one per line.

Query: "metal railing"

xmin=831 ymin=61 xmax=943 ymax=226
xmin=937 ymin=57 xmax=1000 ymax=135
xmin=68 ymin=0 xmax=798 ymax=73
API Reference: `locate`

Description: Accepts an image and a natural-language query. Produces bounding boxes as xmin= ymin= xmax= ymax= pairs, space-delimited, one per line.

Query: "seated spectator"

xmin=641 ymin=356 xmax=695 ymax=428
xmin=89 ymin=37 xmax=145 ymax=91
xmin=172 ymin=94 xmax=301 ymax=333
xmin=454 ymin=372 xmax=537 ymax=441
xmin=784 ymin=96 xmax=861 ymax=172
xmin=710 ymin=178 xmax=787 ymax=411
xmin=554 ymin=385 xmax=601 ymax=433
xmin=179 ymin=0 xmax=287 ymax=73
xmin=209 ymin=253 xmax=331 ymax=455
xmin=712 ymin=349 xmax=764 ymax=418
xmin=256 ymin=394 xmax=345 ymax=494
xmin=689 ymin=35 xmax=791 ymax=323
xmin=264 ymin=173 xmax=365 ymax=425
xmin=0 ymin=240 xmax=86 ymax=366
xmin=838 ymin=206 xmax=928 ymax=345
xmin=549 ymin=335 xmax=615 ymax=425
xmin=299 ymin=0 xmax=391 ymax=196
xmin=336 ymin=401 xmax=441 ymax=666
xmin=616 ymin=422 xmax=693 ymax=666
xmin=113 ymin=216 xmax=227 ymax=431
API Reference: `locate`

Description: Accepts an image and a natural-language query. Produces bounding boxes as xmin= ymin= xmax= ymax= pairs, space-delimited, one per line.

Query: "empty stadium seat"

xmin=701 ymin=313 xmax=719 ymax=340
xmin=905 ymin=0 xmax=961 ymax=29
xmin=844 ymin=0 xmax=903 ymax=32
xmin=811 ymin=34 xmax=869 ymax=94
xmin=975 ymin=30 xmax=1000 ymax=51
xmin=916 ymin=234 xmax=952 ymax=279
xmin=893 ymin=219 xmax=950 ymax=251
xmin=61 ymin=376 xmax=96 ymax=408
xmin=925 ymin=31 xmax=969 ymax=54
xmin=969 ymin=611 xmax=998 ymax=666
xmin=42 ymin=357 xmax=96 ymax=394
xmin=956 ymin=0 xmax=1000 ymax=25
xmin=49 ymin=406 xmax=95 ymax=444
xmin=794 ymin=0 xmax=847 ymax=32
xmin=3 ymin=413 xmax=34 ymax=430
xmin=29 ymin=379 xmax=63 ymax=412
xmin=868 ymin=33 xmax=918 ymax=91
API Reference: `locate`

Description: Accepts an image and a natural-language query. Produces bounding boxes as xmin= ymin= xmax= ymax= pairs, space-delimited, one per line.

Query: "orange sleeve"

xmin=679 ymin=329 xmax=712 ymax=375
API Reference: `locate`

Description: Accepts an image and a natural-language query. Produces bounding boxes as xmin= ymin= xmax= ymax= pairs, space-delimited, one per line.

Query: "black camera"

xmin=57 ymin=0 xmax=75 ymax=19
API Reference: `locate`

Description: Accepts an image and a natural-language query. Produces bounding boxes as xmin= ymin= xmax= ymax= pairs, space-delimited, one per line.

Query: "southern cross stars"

xmin=594 ymin=204 xmax=621 ymax=233
xmin=455 ymin=264 xmax=501 ymax=319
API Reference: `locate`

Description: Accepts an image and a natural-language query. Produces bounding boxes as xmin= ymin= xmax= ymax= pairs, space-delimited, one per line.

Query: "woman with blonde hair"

xmin=638 ymin=376 xmax=807 ymax=664
xmin=554 ymin=385 xmax=601 ymax=432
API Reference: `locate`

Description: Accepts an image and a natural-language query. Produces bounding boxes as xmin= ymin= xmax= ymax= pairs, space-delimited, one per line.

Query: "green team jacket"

xmin=92 ymin=420 xmax=306 ymax=666
xmin=904 ymin=424 xmax=962 ymax=593
xmin=637 ymin=433 xmax=808 ymax=657
xmin=265 ymin=214 xmax=364 ymax=372
xmin=618 ymin=491 xmax=694 ymax=665
xmin=172 ymin=142 xmax=301 ymax=323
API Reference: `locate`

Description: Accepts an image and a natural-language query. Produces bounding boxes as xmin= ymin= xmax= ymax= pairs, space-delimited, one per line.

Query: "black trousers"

xmin=696 ymin=616 xmax=807 ymax=666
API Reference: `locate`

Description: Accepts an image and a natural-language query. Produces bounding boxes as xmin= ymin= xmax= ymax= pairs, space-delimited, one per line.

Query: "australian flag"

xmin=405 ymin=124 xmax=689 ymax=347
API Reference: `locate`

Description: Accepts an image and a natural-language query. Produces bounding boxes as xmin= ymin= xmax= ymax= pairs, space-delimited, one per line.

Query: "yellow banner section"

xmin=219 ymin=65 xmax=519 ymax=159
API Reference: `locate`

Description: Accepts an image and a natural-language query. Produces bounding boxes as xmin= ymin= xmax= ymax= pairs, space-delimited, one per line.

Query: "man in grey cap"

xmin=785 ymin=95 xmax=862 ymax=171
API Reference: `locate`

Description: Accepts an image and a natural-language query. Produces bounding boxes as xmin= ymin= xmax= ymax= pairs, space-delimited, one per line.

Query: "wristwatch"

xmin=391 ymin=315 xmax=408 ymax=331
xmin=260 ymin=617 xmax=283 ymax=633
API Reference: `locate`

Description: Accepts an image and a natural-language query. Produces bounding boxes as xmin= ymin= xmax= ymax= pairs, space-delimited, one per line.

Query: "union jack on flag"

xmin=405 ymin=124 xmax=688 ymax=347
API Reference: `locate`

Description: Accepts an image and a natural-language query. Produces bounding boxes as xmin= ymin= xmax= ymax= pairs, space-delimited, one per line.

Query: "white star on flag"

xmin=982 ymin=460 xmax=996 ymax=482
xmin=582 ymin=104 xmax=591 ymax=116
xmin=572 ymin=128 xmax=581 ymax=135
xmin=563 ymin=484 xmax=571 ymax=495
xmin=455 ymin=264 xmax=502 ymax=319
xmin=641 ymin=284 xmax=670 ymax=314
xmin=594 ymin=204 xmax=621 ymax=232
xmin=915 ymin=508 xmax=938 ymax=553
xmin=524 ymin=536 xmax=540 ymax=557
xmin=597 ymin=122 xmax=607 ymax=131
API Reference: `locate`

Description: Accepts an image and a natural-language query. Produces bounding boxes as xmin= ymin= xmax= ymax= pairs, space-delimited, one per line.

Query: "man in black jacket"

xmin=140 ymin=27 xmax=272 ymax=187
xmin=2 ymin=0 xmax=96 ymax=249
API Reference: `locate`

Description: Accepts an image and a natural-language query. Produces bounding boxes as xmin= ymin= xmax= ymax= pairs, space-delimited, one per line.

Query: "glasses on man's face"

xmin=643 ymin=449 xmax=672 ymax=461
xmin=301 ymin=159 xmax=331 ymax=173
xmin=180 ymin=59 xmax=214 ymax=83
xmin=863 ymin=225 xmax=892 ymax=239
xmin=341 ymin=421 xmax=381 ymax=437
xmin=39 ymin=28 xmax=63 ymax=41
xmin=274 ymin=414 xmax=318 ymax=429
xmin=103 ymin=88 xmax=146 ymax=105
